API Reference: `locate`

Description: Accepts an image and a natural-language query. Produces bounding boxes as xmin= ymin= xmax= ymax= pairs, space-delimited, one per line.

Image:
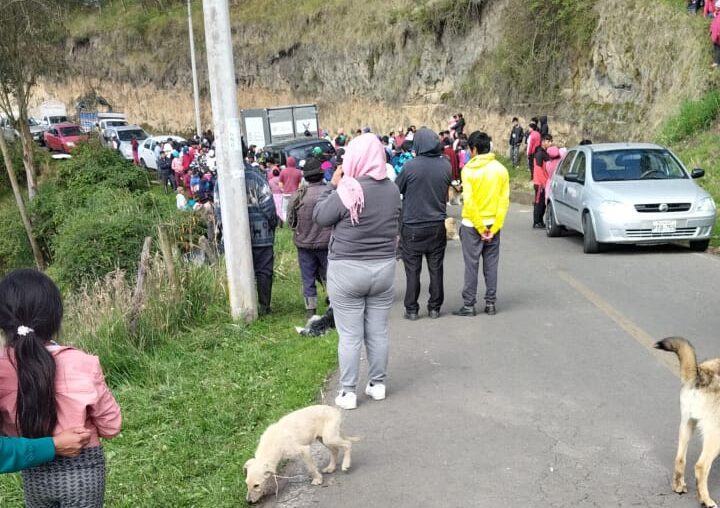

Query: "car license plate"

xmin=652 ymin=220 xmax=676 ymax=233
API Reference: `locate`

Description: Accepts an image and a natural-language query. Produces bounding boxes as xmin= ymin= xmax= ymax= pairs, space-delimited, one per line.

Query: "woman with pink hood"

xmin=544 ymin=145 xmax=567 ymax=202
xmin=313 ymin=133 xmax=401 ymax=410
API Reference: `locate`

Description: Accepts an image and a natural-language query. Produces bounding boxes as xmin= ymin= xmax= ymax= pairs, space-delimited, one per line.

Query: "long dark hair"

xmin=0 ymin=269 xmax=63 ymax=438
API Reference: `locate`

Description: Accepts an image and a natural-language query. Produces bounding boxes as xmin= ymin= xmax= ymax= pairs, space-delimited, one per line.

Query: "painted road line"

xmin=556 ymin=269 xmax=680 ymax=378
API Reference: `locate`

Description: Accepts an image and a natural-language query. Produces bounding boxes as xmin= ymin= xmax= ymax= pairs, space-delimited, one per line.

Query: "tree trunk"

xmin=16 ymin=98 xmax=37 ymax=199
xmin=0 ymin=133 xmax=45 ymax=269
xmin=128 ymin=236 xmax=152 ymax=337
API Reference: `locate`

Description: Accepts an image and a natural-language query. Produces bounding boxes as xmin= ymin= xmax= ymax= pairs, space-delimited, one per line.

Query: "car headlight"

xmin=598 ymin=200 xmax=624 ymax=211
xmin=696 ymin=197 xmax=716 ymax=212
xmin=66 ymin=142 xmax=75 ymax=147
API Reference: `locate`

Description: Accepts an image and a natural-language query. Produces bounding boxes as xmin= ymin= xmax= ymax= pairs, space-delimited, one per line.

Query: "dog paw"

xmin=321 ymin=465 xmax=336 ymax=473
xmin=311 ymin=475 xmax=323 ymax=486
xmin=701 ymin=501 xmax=717 ymax=508
xmin=672 ymin=480 xmax=687 ymax=494
xmin=341 ymin=465 xmax=350 ymax=472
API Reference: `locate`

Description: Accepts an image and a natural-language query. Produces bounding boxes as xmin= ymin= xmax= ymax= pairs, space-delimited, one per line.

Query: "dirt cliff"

xmin=44 ymin=0 xmax=713 ymax=146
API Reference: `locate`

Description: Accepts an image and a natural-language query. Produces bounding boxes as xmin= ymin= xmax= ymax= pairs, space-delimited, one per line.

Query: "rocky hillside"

xmin=45 ymin=0 xmax=715 ymax=145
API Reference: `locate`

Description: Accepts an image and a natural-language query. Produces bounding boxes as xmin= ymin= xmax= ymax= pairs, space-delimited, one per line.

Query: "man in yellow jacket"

xmin=452 ymin=131 xmax=510 ymax=317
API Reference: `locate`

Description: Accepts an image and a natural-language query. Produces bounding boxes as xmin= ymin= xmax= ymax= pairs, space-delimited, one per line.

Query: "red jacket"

xmin=706 ymin=2 xmax=715 ymax=17
xmin=527 ymin=130 xmax=541 ymax=158
xmin=712 ymin=15 xmax=720 ymax=44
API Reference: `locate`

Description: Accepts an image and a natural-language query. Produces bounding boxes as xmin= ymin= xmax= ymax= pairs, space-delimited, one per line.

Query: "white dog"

xmin=244 ymin=405 xmax=359 ymax=503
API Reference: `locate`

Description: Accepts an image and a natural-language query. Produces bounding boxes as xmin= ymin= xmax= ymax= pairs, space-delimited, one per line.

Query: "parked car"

xmin=138 ymin=135 xmax=186 ymax=170
xmin=97 ymin=118 xmax=128 ymax=136
xmin=0 ymin=116 xmax=17 ymax=142
xmin=104 ymin=125 xmax=149 ymax=161
xmin=545 ymin=143 xmax=717 ymax=253
xmin=261 ymin=137 xmax=335 ymax=166
xmin=43 ymin=123 xmax=89 ymax=153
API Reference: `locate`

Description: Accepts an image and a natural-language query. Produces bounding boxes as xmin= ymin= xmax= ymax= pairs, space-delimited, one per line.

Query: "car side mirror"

xmin=691 ymin=168 xmax=705 ymax=179
xmin=564 ymin=173 xmax=583 ymax=184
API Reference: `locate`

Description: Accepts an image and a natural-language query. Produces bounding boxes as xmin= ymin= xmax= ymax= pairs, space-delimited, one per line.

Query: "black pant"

xmin=401 ymin=223 xmax=447 ymax=313
xmin=533 ymin=187 xmax=546 ymax=225
xmin=714 ymin=44 xmax=720 ymax=65
xmin=527 ymin=156 xmax=534 ymax=180
xmin=252 ymin=246 xmax=274 ymax=312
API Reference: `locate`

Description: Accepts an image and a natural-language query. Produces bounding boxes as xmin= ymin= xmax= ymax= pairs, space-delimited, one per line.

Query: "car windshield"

xmin=106 ymin=121 xmax=127 ymax=127
xmin=59 ymin=126 xmax=83 ymax=137
xmin=49 ymin=116 xmax=68 ymax=124
xmin=287 ymin=141 xmax=335 ymax=162
xmin=117 ymin=129 xmax=148 ymax=141
xmin=592 ymin=149 xmax=687 ymax=182
xmin=28 ymin=118 xmax=40 ymax=127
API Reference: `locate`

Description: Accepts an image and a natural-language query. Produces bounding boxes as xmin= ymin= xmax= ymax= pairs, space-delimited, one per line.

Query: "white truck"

xmin=241 ymin=104 xmax=320 ymax=149
xmin=35 ymin=100 xmax=69 ymax=128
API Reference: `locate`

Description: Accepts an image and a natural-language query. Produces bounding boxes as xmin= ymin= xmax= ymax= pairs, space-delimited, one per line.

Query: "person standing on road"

xmin=313 ymin=133 xmax=401 ymax=410
xmin=453 ymin=132 xmax=509 ymax=317
xmin=287 ymin=157 xmax=332 ymax=318
xmin=508 ymin=117 xmax=525 ymax=168
xmin=526 ymin=122 xmax=541 ymax=180
xmin=396 ymin=128 xmax=452 ymax=321
xmin=532 ymin=134 xmax=553 ymax=229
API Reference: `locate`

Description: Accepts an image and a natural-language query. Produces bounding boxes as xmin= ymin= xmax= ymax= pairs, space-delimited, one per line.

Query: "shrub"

xmin=57 ymin=141 xmax=150 ymax=193
xmin=0 ymin=200 xmax=33 ymax=275
xmin=53 ymin=188 xmax=155 ymax=288
xmin=658 ymin=90 xmax=720 ymax=145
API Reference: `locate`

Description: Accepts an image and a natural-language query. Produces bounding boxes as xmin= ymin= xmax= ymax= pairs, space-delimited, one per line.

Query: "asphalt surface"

xmin=263 ymin=203 xmax=720 ymax=508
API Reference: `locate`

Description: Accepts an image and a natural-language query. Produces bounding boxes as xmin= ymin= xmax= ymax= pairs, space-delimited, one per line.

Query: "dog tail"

xmin=655 ymin=337 xmax=698 ymax=383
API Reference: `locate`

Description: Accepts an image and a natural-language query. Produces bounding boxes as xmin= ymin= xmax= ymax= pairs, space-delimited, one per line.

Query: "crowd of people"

xmin=225 ymin=116 xmax=512 ymax=410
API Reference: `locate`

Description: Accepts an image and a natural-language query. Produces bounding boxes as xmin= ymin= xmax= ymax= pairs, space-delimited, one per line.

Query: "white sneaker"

xmin=365 ymin=382 xmax=386 ymax=401
xmin=335 ymin=391 xmax=357 ymax=410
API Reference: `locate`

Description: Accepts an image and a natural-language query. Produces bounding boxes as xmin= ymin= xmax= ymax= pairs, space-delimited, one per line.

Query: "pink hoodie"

xmin=545 ymin=147 xmax=567 ymax=200
xmin=711 ymin=14 xmax=720 ymax=44
xmin=0 ymin=346 xmax=122 ymax=447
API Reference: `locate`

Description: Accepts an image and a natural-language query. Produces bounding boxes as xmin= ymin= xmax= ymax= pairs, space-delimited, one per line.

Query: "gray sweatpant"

xmin=459 ymin=225 xmax=500 ymax=307
xmin=327 ymin=258 xmax=396 ymax=393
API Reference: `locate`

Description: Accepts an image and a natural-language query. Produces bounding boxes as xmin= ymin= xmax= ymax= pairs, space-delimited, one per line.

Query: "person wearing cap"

xmin=287 ymin=157 xmax=333 ymax=318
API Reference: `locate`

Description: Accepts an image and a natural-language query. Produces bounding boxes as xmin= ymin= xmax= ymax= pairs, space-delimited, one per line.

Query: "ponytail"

xmin=0 ymin=269 xmax=63 ymax=439
xmin=13 ymin=329 xmax=57 ymax=438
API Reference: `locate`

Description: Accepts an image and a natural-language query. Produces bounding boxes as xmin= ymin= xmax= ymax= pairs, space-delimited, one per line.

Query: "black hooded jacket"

xmin=539 ymin=116 xmax=550 ymax=137
xmin=395 ymin=128 xmax=452 ymax=226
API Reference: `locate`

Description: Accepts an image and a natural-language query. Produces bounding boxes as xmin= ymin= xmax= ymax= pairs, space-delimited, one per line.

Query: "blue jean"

xmin=297 ymin=248 xmax=328 ymax=309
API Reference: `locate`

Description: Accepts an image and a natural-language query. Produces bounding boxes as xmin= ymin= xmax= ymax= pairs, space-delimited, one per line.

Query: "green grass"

xmin=658 ymin=90 xmax=720 ymax=145
xmin=0 ymin=228 xmax=338 ymax=507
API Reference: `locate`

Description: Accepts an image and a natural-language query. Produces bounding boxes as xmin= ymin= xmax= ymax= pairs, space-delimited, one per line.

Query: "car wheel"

xmin=545 ymin=202 xmax=563 ymax=238
xmin=582 ymin=212 xmax=604 ymax=254
xmin=140 ymin=158 xmax=147 ymax=169
xmin=689 ymin=239 xmax=710 ymax=252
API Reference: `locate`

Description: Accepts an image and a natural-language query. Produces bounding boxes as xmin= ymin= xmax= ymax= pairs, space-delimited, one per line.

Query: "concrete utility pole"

xmin=188 ymin=0 xmax=202 ymax=138
xmin=202 ymin=0 xmax=258 ymax=321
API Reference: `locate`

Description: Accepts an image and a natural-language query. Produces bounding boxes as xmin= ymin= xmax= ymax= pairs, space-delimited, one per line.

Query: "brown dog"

xmin=244 ymin=405 xmax=359 ymax=503
xmin=655 ymin=337 xmax=720 ymax=508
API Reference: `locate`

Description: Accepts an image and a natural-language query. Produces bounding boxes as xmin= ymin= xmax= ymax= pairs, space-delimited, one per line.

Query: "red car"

xmin=43 ymin=123 xmax=88 ymax=153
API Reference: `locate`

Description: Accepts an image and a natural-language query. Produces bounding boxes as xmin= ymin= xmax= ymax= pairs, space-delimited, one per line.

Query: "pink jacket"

xmin=527 ymin=130 xmax=541 ymax=157
xmin=0 ymin=346 xmax=122 ymax=447
xmin=544 ymin=146 xmax=565 ymax=199
xmin=711 ymin=15 xmax=720 ymax=44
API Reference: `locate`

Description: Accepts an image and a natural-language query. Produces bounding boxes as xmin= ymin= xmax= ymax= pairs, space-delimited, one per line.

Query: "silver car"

xmin=545 ymin=143 xmax=717 ymax=253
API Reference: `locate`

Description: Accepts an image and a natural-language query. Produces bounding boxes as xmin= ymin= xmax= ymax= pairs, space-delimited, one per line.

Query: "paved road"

xmin=265 ymin=204 xmax=720 ymax=508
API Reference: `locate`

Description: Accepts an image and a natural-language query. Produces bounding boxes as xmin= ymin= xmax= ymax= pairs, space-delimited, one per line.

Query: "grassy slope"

xmin=0 ymin=228 xmax=338 ymax=507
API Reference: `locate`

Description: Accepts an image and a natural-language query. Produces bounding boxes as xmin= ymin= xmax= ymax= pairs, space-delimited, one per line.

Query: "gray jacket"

xmin=313 ymin=177 xmax=401 ymax=261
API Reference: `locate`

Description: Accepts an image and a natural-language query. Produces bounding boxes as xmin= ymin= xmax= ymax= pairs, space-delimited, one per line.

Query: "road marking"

xmin=556 ymin=270 xmax=680 ymax=378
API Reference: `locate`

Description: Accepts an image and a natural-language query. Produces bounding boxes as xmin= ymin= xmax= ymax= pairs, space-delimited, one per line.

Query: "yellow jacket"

xmin=461 ymin=153 xmax=510 ymax=235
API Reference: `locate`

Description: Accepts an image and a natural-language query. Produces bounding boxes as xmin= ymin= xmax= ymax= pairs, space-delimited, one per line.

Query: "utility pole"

xmin=202 ymin=0 xmax=257 ymax=321
xmin=188 ymin=0 xmax=202 ymax=138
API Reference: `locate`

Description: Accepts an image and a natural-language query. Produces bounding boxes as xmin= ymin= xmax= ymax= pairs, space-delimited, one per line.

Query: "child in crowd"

xmin=0 ymin=269 xmax=122 ymax=507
